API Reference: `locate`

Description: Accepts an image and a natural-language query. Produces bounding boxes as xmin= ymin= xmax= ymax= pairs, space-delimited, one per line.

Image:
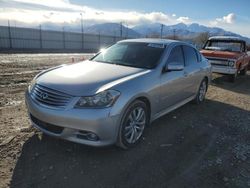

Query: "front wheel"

xmin=193 ymin=79 xmax=207 ymax=104
xmin=117 ymin=100 xmax=149 ymax=149
xmin=239 ymin=66 xmax=247 ymax=76
xmin=229 ymin=72 xmax=237 ymax=82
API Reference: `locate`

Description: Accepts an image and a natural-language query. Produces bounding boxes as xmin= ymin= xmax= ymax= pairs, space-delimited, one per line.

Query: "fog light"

xmin=87 ymin=133 xmax=99 ymax=141
xmin=77 ymin=130 xmax=99 ymax=141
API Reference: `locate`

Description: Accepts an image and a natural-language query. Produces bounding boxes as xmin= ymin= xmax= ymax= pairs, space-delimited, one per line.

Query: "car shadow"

xmin=10 ymin=99 xmax=250 ymax=188
xmin=211 ymin=72 xmax=250 ymax=95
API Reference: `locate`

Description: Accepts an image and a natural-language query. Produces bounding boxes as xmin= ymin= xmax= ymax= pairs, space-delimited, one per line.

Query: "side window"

xmin=196 ymin=50 xmax=202 ymax=62
xmin=167 ymin=46 xmax=184 ymax=66
xmin=183 ymin=45 xmax=198 ymax=66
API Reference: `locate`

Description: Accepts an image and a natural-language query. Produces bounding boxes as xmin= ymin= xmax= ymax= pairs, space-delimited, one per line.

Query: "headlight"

xmin=28 ymin=79 xmax=36 ymax=92
xmin=228 ymin=60 xmax=235 ymax=67
xmin=75 ymin=90 xmax=120 ymax=108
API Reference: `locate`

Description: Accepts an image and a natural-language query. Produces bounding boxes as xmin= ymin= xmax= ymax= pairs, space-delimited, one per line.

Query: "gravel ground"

xmin=0 ymin=54 xmax=249 ymax=188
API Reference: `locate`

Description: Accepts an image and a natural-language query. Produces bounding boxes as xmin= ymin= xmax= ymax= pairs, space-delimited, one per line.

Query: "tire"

xmin=239 ymin=66 xmax=247 ymax=75
xmin=193 ymin=79 xmax=207 ymax=104
xmin=229 ymin=72 xmax=237 ymax=82
xmin=117 ymin=100 xmax=149 ymax=149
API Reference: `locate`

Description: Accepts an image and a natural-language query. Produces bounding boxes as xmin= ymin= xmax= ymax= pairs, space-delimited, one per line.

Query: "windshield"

xmin=204 ymin=40 xmax=243 ymax=52
xmin=91 ymin=42 xmax=166 ymax=69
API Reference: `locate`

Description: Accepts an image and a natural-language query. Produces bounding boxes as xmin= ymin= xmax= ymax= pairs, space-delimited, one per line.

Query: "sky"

xmin=0 ymin=0 xmax=250 ymax=37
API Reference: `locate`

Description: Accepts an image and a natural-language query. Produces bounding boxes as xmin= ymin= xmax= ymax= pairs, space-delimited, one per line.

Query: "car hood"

xmin=200 ymin=49 xmax=241 ymax=60
xmin=36 ymin=60 xmax=148 ymax=96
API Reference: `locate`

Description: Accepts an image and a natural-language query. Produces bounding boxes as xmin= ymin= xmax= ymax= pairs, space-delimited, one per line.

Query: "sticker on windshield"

xmin=147 ymin=43 xmax=165 ymax=48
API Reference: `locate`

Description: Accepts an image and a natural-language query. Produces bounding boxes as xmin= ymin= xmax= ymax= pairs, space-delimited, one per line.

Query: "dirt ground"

xmin=0 ymin=54 xmax=249 ymax=188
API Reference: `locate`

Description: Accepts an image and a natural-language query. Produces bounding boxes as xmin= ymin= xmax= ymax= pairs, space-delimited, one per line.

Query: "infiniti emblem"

xmin=40 ymin=92 xmax=48 ymax=100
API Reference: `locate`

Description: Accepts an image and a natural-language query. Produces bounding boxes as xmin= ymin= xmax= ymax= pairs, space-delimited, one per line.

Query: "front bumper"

xmin=25 ymin=91 xmax=121 ymax=146
xmin=211 ymin=65 xmax=237 ymax=75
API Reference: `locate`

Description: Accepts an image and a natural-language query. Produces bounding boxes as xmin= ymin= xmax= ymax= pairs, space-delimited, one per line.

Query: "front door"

xmin=160 ymin=45 xmax=190 ymax=111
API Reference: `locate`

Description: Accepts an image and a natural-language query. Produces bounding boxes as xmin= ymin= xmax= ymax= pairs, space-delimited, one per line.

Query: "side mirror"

xmin=164 ymin=62 xmax=184 ymax=72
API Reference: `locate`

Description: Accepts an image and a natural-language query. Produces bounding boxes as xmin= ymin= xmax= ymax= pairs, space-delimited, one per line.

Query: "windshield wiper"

xmin=94 ymin=59 xmax=149 ymax=69
xmin=94 ymin=60 xmax=114 ymax=64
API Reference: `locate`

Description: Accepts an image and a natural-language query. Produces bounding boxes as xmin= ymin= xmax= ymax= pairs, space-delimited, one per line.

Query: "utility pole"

xmin=98 ymin=31 xmax=101 ymax=48
xmin=39 ymin=24 xmax=42 ymax=49
xmin=125 ymin=22 xmax=128 ymax=39
xmin=113 ymin=31 xmax=116 ymax=42
xmin=80 ymin=13 xmax=84 ymax=49
xmin=173 ymin=29 xmax=176 ymax=40
xmin=160 ymin=24 xmax=164 ymax=39
xmin=62 ymin=26 xmax=65 ymax=49
xmin=146 ymin=29 xmax=149 ymax=38
xmin=120 ymin=22 xmax=123 ymax=38
xmin=7 ymin=20 xmax=12 ymax=49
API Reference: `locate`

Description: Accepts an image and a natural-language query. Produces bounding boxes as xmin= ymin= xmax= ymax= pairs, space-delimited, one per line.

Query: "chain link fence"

xmin=0 ymin=26 xmax=127 ymax=53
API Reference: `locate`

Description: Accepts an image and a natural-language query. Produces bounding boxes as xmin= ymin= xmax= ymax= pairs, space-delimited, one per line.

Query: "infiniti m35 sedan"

xmin=25 ymin=39 xmax=211 ymax=149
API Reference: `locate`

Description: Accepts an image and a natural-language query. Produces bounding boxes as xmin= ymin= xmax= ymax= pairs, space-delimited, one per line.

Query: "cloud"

xmin=0 ymin=0 xmax=177 ymax=27
xmin=176 ymin=16 xmax=190 ymax=23
xmin=210 ymin=13 xmax=236 ymax=26
xmin=172 ymin=14 xmax=176 ymax=17
xmin=10 ymin=0 xmax=80 ymax=10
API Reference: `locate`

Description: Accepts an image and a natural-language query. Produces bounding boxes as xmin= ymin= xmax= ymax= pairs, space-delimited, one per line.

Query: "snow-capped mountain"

xmin=132 ymin=23 xmax=250 ymax=44
xmin=38 ymin=22 xmax=250 ymax=44
xmin=84 ymin=23 xmax=141 ymax=38
xmin=133 ymin=23 xmax=229 ymax=36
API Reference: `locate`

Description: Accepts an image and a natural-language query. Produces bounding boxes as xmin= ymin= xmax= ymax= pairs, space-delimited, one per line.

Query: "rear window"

xmin=204 ymin=40 xmax=243 ymax=52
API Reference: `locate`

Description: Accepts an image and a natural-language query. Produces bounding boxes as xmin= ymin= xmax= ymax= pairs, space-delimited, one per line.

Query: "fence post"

xmin=62 ymin=27 xmax=65 ymax=49
xmin=82 ymin=32 xmax=84 ymax=50
xmin=7 ymin=20 xmax=12 ymax=49
xmin=39 ymin=24 xmax=42 ymax=49
xmin=98 ymin=31 xmax=101 ymax=49
xmin=80 ymin=13 xmax=84 ymax=50
xmin=113 ymin=32 xmax=116 ymax=43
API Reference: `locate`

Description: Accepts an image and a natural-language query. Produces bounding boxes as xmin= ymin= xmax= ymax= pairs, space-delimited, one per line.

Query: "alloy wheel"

xmin=123 ymin=107 xmax=146 ymax=144
xmin=198 ymin=81 xmax=207 ymax=101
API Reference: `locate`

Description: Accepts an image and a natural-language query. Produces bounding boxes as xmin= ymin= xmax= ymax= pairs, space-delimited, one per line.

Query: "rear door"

xmin=182 ymin=45 xmax=203 ymax=95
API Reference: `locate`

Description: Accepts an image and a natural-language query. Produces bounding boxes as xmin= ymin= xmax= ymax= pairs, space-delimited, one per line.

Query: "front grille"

xmin=30 ymin=84 xmax=72 ymax=108
xmin=30 ymin=114 xmax=64 ymax=134
xmin=207 ymin=58 xmax=228 ymax=67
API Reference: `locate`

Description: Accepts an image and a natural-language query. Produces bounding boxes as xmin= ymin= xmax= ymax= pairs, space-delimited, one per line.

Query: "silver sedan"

xmin=25 ymin=39 xmax=211 ymax=149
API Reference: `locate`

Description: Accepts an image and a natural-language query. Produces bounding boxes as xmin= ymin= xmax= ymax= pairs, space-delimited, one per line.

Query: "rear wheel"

xmin=193 ymin=79 xmax=207 ymax=104
xmin=117 ymin=100 xmax=149 ymax=149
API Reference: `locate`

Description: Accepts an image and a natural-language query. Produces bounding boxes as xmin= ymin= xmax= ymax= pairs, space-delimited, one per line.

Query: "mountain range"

xmin=83 ymin=22 xmax=250 ymax=44
xmin=84 ymin=23 xmax=141 ymax=38
xmin=38 ymin=22 xmax=250 ymax=44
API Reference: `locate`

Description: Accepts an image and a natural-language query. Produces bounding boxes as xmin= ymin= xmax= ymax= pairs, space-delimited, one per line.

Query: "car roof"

xmin=208 ymin=36 xmax=245 ymax=43
xmin=117 ymin=38 xmax=197 ymax=49
xmin=118 ymin=38 xmax=179 ymax=45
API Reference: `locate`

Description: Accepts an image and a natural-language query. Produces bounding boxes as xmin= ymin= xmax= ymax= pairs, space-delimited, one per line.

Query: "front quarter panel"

xmin=109 ymin=69 xmax=161 ymax=122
